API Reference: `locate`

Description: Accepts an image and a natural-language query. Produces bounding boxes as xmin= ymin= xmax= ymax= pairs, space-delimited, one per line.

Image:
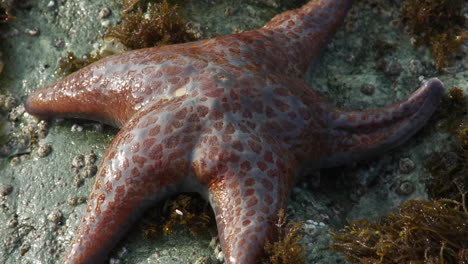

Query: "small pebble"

xmin=360 ymin=83 xmax=375 ymax=96
xmin=47 ymin=0 xmax=55 ymax=8
xmin=399 ymin=157 xmax=415 ymax=174
xmin=0 ymin=184 xmax=13 ymax=196
xmin=47 ymin=210 xmax=63 ymax=224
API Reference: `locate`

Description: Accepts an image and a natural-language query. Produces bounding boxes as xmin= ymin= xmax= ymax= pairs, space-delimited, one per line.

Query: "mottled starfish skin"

xmin=25 ymin=0 xmax=444 ymax=263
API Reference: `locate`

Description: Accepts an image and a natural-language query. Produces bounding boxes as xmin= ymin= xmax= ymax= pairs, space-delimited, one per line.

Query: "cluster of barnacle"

xmin=329 ymin=88 xmax=468 ymax=263
xmin=0 ymin=93 xmax=50 ymax=162
xmin=263 ymin=209 xmax=306 ymax=264
xmin=401 ymin=0 xmax=467 ymax=70
xmin=141 ymin=194 xmax=214 ymax=240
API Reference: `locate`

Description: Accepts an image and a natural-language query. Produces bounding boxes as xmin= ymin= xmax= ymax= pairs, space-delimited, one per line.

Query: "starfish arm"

xmin=193 ymin=131 xmax=297 ymax=264
xmin=24 ymin=43 xmax=206 ymax=127
xmin=65 ymin=101 xmax=200 ymax=263
xmin=197 ymin=0 xmax=352 ymax=79
xmin=260 ymin=0 xmax=353 ymax=76
xmin=313 ymin=78 xmax=445 ymax=168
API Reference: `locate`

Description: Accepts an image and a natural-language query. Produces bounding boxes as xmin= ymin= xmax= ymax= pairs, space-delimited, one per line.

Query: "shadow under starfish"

xmin=24 ymin=0 xmax=444 ymax=263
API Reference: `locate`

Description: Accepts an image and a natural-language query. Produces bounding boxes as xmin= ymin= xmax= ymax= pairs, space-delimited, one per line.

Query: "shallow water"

xmin=0 ymin=0 xmax=466 ymax=263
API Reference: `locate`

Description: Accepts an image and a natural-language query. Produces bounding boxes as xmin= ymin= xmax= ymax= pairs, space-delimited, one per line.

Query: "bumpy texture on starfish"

xmin=25 ymin=0 xmax=444 ymax=263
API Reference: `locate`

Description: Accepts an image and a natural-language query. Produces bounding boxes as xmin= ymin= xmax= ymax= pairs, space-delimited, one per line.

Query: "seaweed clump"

xmin=55 ymin=52 xmax=103 ymax=77
xmin=401 ymin=0 xmax=467 ymax=70
xmin=141 ymin=194 xmax=214 ymax=240
xmin=330 ymin=196 xmax=468 ymax=263
xmin=1 ymin=0 xmax=15 ymax=74
xmin=263 ymin=210 xmax=306 ymax=264
xmin=56 ymin=0 xmax=198 ymax=76
xmin=425 ymin=86 xmax=467 ymax=201
xmin=106 ymin=0 xmax=198 ymax=50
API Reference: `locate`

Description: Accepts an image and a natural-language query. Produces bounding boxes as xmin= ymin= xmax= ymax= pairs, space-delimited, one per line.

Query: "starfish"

xmin=25 ymin=0 xmax=444 ymax=263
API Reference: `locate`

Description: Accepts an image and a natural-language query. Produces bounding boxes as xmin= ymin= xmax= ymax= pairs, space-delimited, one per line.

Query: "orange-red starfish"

xmin=25 ymin=0 xmax=444 ymax=263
